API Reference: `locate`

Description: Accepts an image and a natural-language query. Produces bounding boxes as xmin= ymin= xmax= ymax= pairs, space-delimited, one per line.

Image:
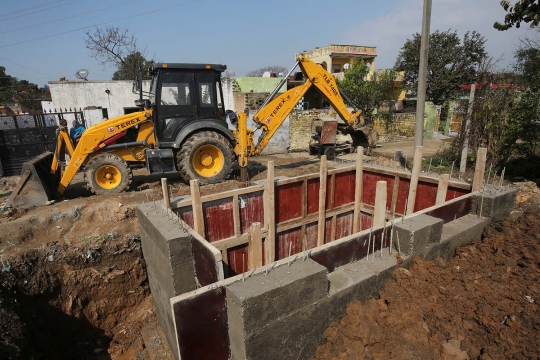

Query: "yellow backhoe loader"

xmin=5 ymin=56 xmax=377 ymax=208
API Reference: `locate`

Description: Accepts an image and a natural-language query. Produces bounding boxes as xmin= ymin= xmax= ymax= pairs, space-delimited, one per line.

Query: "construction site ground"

xmin=1 ymin=140 xmax=539 ymax=359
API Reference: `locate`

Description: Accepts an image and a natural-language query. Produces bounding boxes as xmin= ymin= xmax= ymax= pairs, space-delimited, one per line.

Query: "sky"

xmin=0 ymin=0 xmax=534 ymax=87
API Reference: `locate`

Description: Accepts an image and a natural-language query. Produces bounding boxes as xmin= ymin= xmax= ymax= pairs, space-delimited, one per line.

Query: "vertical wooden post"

xmin=373 ymin=181 xmax=387 ymax=228
xmin=190 ymin=179 xmax=205 ymax=238
xmin=161 ymin=178 xmax=171 ymax=209
xmin=436 ymin=174 xmax=450 ymax=205
xmin=472 ymin=147 xmax=487 ymax=192
xmin=317 ymin=156 xmax=328 ymax=247
xmin=232 ymin=195 xmax=241 ymax=236
xmin=406 ymin=146 xmax=423 ymax=215
xmin=352 ymin=148 xmax=364 ymax=233
xmin=248 ymin=222 xmax=263 ymax=270
xmin=266 ymin=161 xmax=276 ymax=262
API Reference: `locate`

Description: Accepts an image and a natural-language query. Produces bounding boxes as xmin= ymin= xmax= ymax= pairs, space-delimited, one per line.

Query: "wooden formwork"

xmin=170 ymin=147 xmax=481 ymax=277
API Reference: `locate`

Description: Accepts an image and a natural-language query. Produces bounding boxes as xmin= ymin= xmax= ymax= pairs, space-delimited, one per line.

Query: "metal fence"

xmin=0 ymin=111 xmax=85 ymax=176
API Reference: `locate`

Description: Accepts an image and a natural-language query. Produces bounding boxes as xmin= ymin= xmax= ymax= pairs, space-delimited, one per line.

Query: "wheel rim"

xmin=95 ymin=165 xmax=122 ymax=189
xmin=193 ymin=145 xmax=225 ymax=177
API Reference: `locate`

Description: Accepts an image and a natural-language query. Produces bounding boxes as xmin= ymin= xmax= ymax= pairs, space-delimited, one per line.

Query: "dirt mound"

xmin=314 ymin=206 xmax=540 ymax=360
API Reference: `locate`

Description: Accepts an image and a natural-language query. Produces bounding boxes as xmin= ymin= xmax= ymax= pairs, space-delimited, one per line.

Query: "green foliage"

xmin=337 ymin=60 xmax=398 ymax=123
xmin=494 ymin=0 xmax=540 ymax=30
xmin=394 ymin=30 xmax=487 ymax=105
xmin=0 ymin=66 xmax=48 ymax=110
xmin=112 ymin=52 xmax=154 ymax=81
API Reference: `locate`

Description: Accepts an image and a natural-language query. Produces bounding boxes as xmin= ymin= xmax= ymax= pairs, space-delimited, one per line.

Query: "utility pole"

xmin=460 ymin=84 xmax=476 ymax=174
xmin=414 ymin=0 xmax=432 ymax=148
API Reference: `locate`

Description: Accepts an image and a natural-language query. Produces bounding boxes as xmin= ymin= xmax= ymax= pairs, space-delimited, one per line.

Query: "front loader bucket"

xmin=4 ymin=152 xmax=60 ymax=209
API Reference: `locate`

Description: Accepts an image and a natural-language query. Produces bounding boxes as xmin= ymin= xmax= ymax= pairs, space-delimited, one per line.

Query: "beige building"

xmin=296 ymin=44 xmax=377 ymax=79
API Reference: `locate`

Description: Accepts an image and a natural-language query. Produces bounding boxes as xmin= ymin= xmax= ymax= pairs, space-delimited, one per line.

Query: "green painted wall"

xmin=424 ymin=101 xmax=437 ymax=139
xmin=233 ymin=78 xmax=286 ymax=94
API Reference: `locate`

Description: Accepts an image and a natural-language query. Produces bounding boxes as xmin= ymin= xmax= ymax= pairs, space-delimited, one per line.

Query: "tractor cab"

xmin=146 ymin=63 xmax=229 ymax=148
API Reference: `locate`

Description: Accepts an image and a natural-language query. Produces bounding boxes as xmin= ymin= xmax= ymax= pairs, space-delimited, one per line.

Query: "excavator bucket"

xmin=4 ymin=152 xmax=60 ymax=209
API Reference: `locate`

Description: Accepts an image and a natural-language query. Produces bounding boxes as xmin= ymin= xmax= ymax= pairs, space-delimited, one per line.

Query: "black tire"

xmin=84 ymin=153 xmax=132 ymax=195
xmin=177 ymin=131 xmax=235 ymax=185
xmin=323 ymin=146 xmax=336 ymax=160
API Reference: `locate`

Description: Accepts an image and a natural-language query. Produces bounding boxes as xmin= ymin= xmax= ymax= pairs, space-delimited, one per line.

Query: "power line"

xmin=4 ymin=0 xmax=66 ymax=17
xmin=0 ymin=0 xmax=202 ymax=49
xmin=0 ymin=57 xmax=57 ymax=78
xmin=0 ymin=0 xmax=142 ymax=35
xmin=4 ymin=0 xmax=83 ymax=21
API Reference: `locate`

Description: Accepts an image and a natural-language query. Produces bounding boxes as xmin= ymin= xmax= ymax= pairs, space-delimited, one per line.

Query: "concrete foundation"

xmin=138 ymin=176 xmax=517 ymax=360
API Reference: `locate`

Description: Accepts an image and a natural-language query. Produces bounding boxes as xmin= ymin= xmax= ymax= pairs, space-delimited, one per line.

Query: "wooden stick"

xmin=248 ymin=222 xmax=262 ymax=270
xmin=352 ymin=148 xmax=364 ymax=233
xmin=190 ymin=179 xmax=205 ymax=238
xmin=373 ymin=181 xmax=387 ymax=228
xmin=472 ymin=147 xmax=487 ymax=192
xmin=367 ymin=215 xmax=373 ymax=261
xmin=288 ymin=242 xmax=292 ymax=266
xmin=266 ymin=161 xmax=276 ymax=262
xmin=406 ymin=146 xmax=423 ymax=214
xmin=317 ymin=155 xmax=328 ymax=247
xmin=436 ymin=174 xmax=449 ymax=205
xmin=161 ymin=178 xmax=171 ymax=209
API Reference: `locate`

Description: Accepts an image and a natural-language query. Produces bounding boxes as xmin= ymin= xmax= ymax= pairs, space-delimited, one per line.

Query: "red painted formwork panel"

xmin=239 ymin=191 xmax=265 ymax=233
xmin=335 ymin=211 xmax=354 ymax=239
xmin=203 ymin=199 xmax=235 ymax=242
xmin=306 ymin=222 xmax=318 ymax=249
xmin=275 ymin=182 xmax=303 ymax=223
xmin=362 ymin=171 xmax=395 ymax=208
xmin=446 ymin=187 xmax=469 ymax=201
xmin=177 ymin=206 xmax=194 ymax=228
xmin=396 ymin=178 xmax=411 ymax=215
xmin=276 ymin=227 xmax=302 ymax=260
xmin=334 ymin=171 xmax=356 ymax=207
xmin=228 ymin=243 xmax=248 ymax=276
xmin=325 ymin=217 xmax=333 ymax=244
xmin=360 ymin=211 xmax=372 ymax=231
xmin=307 ymin=178 xmax=319 ymax=214
xmin=414 ymin=181 xmax=438 ymax=211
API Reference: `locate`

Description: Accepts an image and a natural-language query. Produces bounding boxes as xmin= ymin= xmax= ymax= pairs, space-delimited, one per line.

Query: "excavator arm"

xmin=250 ymin=56 xmax=370 ymax=155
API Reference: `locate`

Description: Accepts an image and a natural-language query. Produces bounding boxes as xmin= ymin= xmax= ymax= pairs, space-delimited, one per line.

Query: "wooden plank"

xmin=436 ymin=174 xmax=450 ymax=205
xmin=472 ymin=147 xmax=487 ymax=192
xmin=373 ymin=181 xmax=387 ymax=228
xmin=390 ymin=175 xmax=400 ymax=215
xmin=317 ymin=155 xmax=328 ymax=247
xmin=161 ymin=178 xmax=171 ymax=209
xmin=266 ymin=161 xmax=276 ymax=262
xmin=190 ymin=179 xmax=205 ymax=238
xmin=406 ymin=146 xmax=423 ymax=215
xmin=302 ymin=179 xmax=307 ymax=217
xmin=352 ymin=149 xmax=364 ymax=233
xmin=328 ymin=173 xmax=335 ymax=210
xmin=248 ymin=222 xmax=263 ymax=269
xmin=330 ymin=215 xmax=337 ymax=242
xmin=232 ymin=195 xmax=241 ymax=236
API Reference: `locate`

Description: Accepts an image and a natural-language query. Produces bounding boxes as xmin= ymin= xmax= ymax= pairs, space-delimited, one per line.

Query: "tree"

xmin=246 ymin=66 xmax=288 ymax=77
xmin=494 ymin=0 xmax=540 ymax=30
xmin=394 ymin=30 xmax=488 ymax=105
xmin=338 ymin=60 xmax=399 ymax=123
xmin=514 ymin=30 xmax=540 ymax=90
xmin=112 ymin=52 xmax=154 ymax=81
xmin=85 ymin=26 xmax=152 ymax=80
xmin=0 ymin=66 xmax=48 ymax=111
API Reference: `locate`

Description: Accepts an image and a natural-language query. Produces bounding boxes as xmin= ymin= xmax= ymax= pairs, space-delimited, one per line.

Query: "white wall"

xmin=48 ymin=80 xmax=152 ymax=119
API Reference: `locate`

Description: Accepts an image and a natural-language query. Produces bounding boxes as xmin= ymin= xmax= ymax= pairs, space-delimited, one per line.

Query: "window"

xmin=162 ymin=83 xmax=191 ymax=105
xmin=199 ymin=83 xmax=214 ymax=107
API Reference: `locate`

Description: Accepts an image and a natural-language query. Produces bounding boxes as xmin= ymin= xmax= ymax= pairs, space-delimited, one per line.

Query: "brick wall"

xmin=233 ymin=93 xmax=270 ymax=112
xmin=289 ymin=109 xmax=337 ymax=152
xmin=372 ymin=112 xmax=427 ymax=143
xmin=290 ymin=109 xmax=428 ymax=151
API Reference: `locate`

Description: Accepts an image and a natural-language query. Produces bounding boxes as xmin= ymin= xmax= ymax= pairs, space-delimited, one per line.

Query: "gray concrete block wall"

xmin=471 ymin=186 xmax=517 ymax=221
xmin=137 ymin=204 xmax=197 ymax=357
xmin=226 ymin=260 xmax=328 ymax=360
xmin=393 ymin=214 xmax=444 ymax=255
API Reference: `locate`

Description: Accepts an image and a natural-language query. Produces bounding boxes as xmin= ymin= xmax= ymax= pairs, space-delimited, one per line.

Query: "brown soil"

xmin=1 ymin=151 xmax=534 ymax=360
xmin=314 ymin=194 xmax=540 ymax=360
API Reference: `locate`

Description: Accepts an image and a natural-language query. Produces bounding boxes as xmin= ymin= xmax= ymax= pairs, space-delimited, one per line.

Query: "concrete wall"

xmin=155 ymin=186 xmax=517 ymax=360
xmin=49 ymin=80 xmax=152 ymax=119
